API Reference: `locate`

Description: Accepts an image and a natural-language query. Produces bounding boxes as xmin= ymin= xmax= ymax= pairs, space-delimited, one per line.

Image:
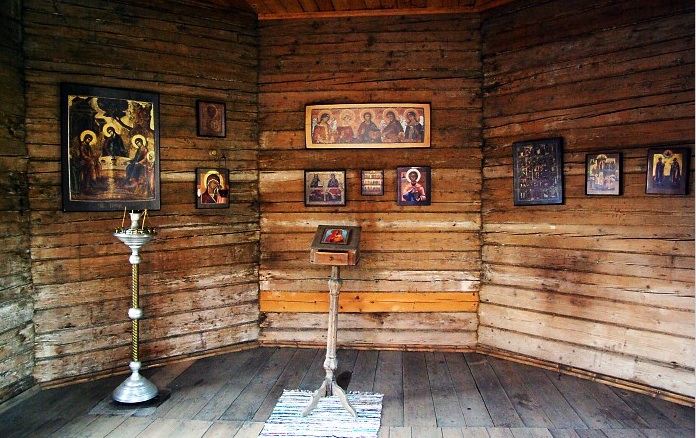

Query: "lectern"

xmin=304 ymin=225 xmax=361 ymax=417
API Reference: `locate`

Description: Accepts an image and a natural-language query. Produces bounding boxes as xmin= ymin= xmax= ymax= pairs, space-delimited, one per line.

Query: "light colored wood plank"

xmin=168 ymin=419 xmax=213 ymax=437
xmin=104 ymin=417 xmax=156 ymax=438
xmin=261 ymin=312 xmax=478 ymax=332
xmin=442 ymin=427 xmax=465 ymax=438
xmin=135 ymin=418 xmax=184 ymax=438
xmin=486 ymin=428 xmax=515 ymax=438
xmin=479 ymin=288 xmax=693 ymax=338
xmin=480 ymin=305 xmax=693 ymax=368
xmin=47 ymin=414 xmax=99 ymax=437
xmin=461 ymin=427 xmax=492 ymax=438
xmin=478 ymin=327 xmax=696 ymax=397
xmin=484 ymin=264 xmax=693 ymax=309
xmin=388 ymin=426 xmax=413 ymax=438
xmin=260 ymin=291 xmax=479 ymax=313
xmin=412 ymin=426 xmax=444 ymax=437
xmin=77 ymin=415 xmax=131 ymax=436
xmin=259 ymin=329 xmax=478 ymax=349
xmin=231 ymin=421 xmax=264 ymax=437
xmin=201 ymin=420 xmax=243 ymax=437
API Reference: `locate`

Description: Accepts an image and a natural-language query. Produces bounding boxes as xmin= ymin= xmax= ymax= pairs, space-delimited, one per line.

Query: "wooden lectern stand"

xmin=304 ymin=225 xmax=361 ymax=417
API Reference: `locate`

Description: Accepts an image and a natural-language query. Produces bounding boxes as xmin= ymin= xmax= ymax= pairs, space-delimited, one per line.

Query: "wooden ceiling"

xmin=200 ymin=0 xmax=515 ymax=20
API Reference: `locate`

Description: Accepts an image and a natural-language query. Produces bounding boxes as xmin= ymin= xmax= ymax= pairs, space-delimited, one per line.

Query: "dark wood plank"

xmin=446 ymin=353 xmax=494 ymax=427
xmin=609 ymin=387 xmax=685 ymax=429
xmin=569 ymin=430 xmax=608 ymax=438
xmin=252 ymin=347 xmax=319 ymax=421
xmin=403 ymin=351 xmax=437 ymax=427
xmin=298 ymin=346 xmax=330 ymax=391
xmin=580 ymin=379 xmax=651 ymax=429
xmin=157 ymin=349 xmax=258 ymax=420
xmin=348 ymin=349 xmax=380 ymax=393
xmin=549 ymin=430 xmax=583 ymax=438
xmin=150 ymin=348 xmax=255 ymax=419
xmin=513 ymin=364 xmax=586 ymax=429
xmin=220 ymin=348 xmax=297 ymax=421
xmin=643 ymin=396 xmax=695 ymax=429
xmin=465 ymin=353 xmax=524 ymax=428
xmin=375 ymin=350 xmax=404 ymax=427
xmin=0 ymin=375 xmax=122 ymax=438
xmin=597 ymin=429 xmax=646 ymax=438
xmin=488 ymin=357 xmax=554 ymax=428
xmin=543 ymin=369 xmax=625 ymax=429
xmin=426 ymin=352 xmax=467 ymax=427
xmin=192 ymin=347 xmax=277 ymax=421
xmin=638 ymin=429 xmax=695 ymax=438
xmin=1 ymin=348 xmax=693 ymax=438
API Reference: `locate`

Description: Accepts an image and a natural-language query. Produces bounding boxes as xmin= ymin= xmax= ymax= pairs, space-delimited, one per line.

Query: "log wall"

xmin=257 ymin=15 xmax=484 ymax=349
xmin=3 ymin=0 xmax=693 ymax=401
xmin=480 ymin=0 xmax=695 ymax=396
xmin=0 ymin=0 xmax=35 ymax=404
xmin=23 ymin=0 xmax=260 ymax=384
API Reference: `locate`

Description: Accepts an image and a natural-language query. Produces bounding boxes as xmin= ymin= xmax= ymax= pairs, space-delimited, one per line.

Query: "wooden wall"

xmin=4 ymin=0 xmax=693 ymax=402
xmin=480 ymin=0 xmax=695 ymax=397
xmin=0 ymin=0 xmax=35 ymax=404
xmin=23 ymin=0 xmax=260 ymax=384
xmin=257 ymin=15 xmax=484 ymax=349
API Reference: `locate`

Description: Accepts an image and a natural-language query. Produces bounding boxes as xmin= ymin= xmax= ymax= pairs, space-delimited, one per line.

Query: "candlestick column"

xmin=112 ymin=211 xmax=158 ymax=404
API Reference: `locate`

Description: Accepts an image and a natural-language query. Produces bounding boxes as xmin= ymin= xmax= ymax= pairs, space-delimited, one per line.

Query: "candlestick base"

xmin=112 ymin=362 xmax=158 ymax=404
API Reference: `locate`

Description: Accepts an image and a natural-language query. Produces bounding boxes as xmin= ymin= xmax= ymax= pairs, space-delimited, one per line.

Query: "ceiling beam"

xmin=257 ymin=0 xmax=516 ymax=20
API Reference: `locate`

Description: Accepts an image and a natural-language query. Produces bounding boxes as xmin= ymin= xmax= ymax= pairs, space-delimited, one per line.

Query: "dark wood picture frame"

xmin=310 ymin=224 xmax=362 ymax=266
xmin=645 ymin=147 xmax=690 ymax=195
xmin=513 ymin=137 xmax=564 ymax=206
xmin=311 ymin=225 xmax=362 ymax=251
xmin=61 ymin=83 xmax=160 ymax=212
xmin=305 ymin=170 xmax=347 ymax=206
xmin=305 ymin=103 xmax=430 ymax=149
xmin=585 ymin=152 xmax=622 ymax=196
xmin=397 ymin=166 xmax=431 ymax=206
xmin=361 ymin=170 xmax=384 ymax=196
xmin=196 ymin=168 xmax=230 ymax=209
xmin=197 ymin=101 xmax=226 ymax=137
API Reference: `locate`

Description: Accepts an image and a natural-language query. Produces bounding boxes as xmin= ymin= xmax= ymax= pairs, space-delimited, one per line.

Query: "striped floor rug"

xmin=259 ymin=389 xmax=383 ymax=438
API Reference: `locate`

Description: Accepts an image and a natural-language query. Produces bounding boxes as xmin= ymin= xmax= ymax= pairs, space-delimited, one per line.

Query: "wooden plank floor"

xmin=0 ymin=347 xmax=693 ymax=437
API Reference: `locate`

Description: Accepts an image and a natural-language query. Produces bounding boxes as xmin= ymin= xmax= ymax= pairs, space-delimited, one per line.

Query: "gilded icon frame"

xmin=306 ymin=103 xmax=430 ymax=149
xmin=61 ymin=83 xmax=160 ymax=212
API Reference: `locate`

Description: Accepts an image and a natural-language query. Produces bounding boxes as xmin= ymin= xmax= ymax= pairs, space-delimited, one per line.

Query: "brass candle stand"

xmin=112 ymin=211 xmax=158 ymax=404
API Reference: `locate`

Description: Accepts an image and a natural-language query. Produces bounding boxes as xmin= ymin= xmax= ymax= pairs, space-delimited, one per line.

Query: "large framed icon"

xmin=61 ymin=83 xmax=160 ymax=212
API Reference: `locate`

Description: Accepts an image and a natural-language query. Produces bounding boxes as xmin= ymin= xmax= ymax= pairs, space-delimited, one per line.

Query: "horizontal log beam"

xmin=260 ymin=291 xmax=479 ymax=313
